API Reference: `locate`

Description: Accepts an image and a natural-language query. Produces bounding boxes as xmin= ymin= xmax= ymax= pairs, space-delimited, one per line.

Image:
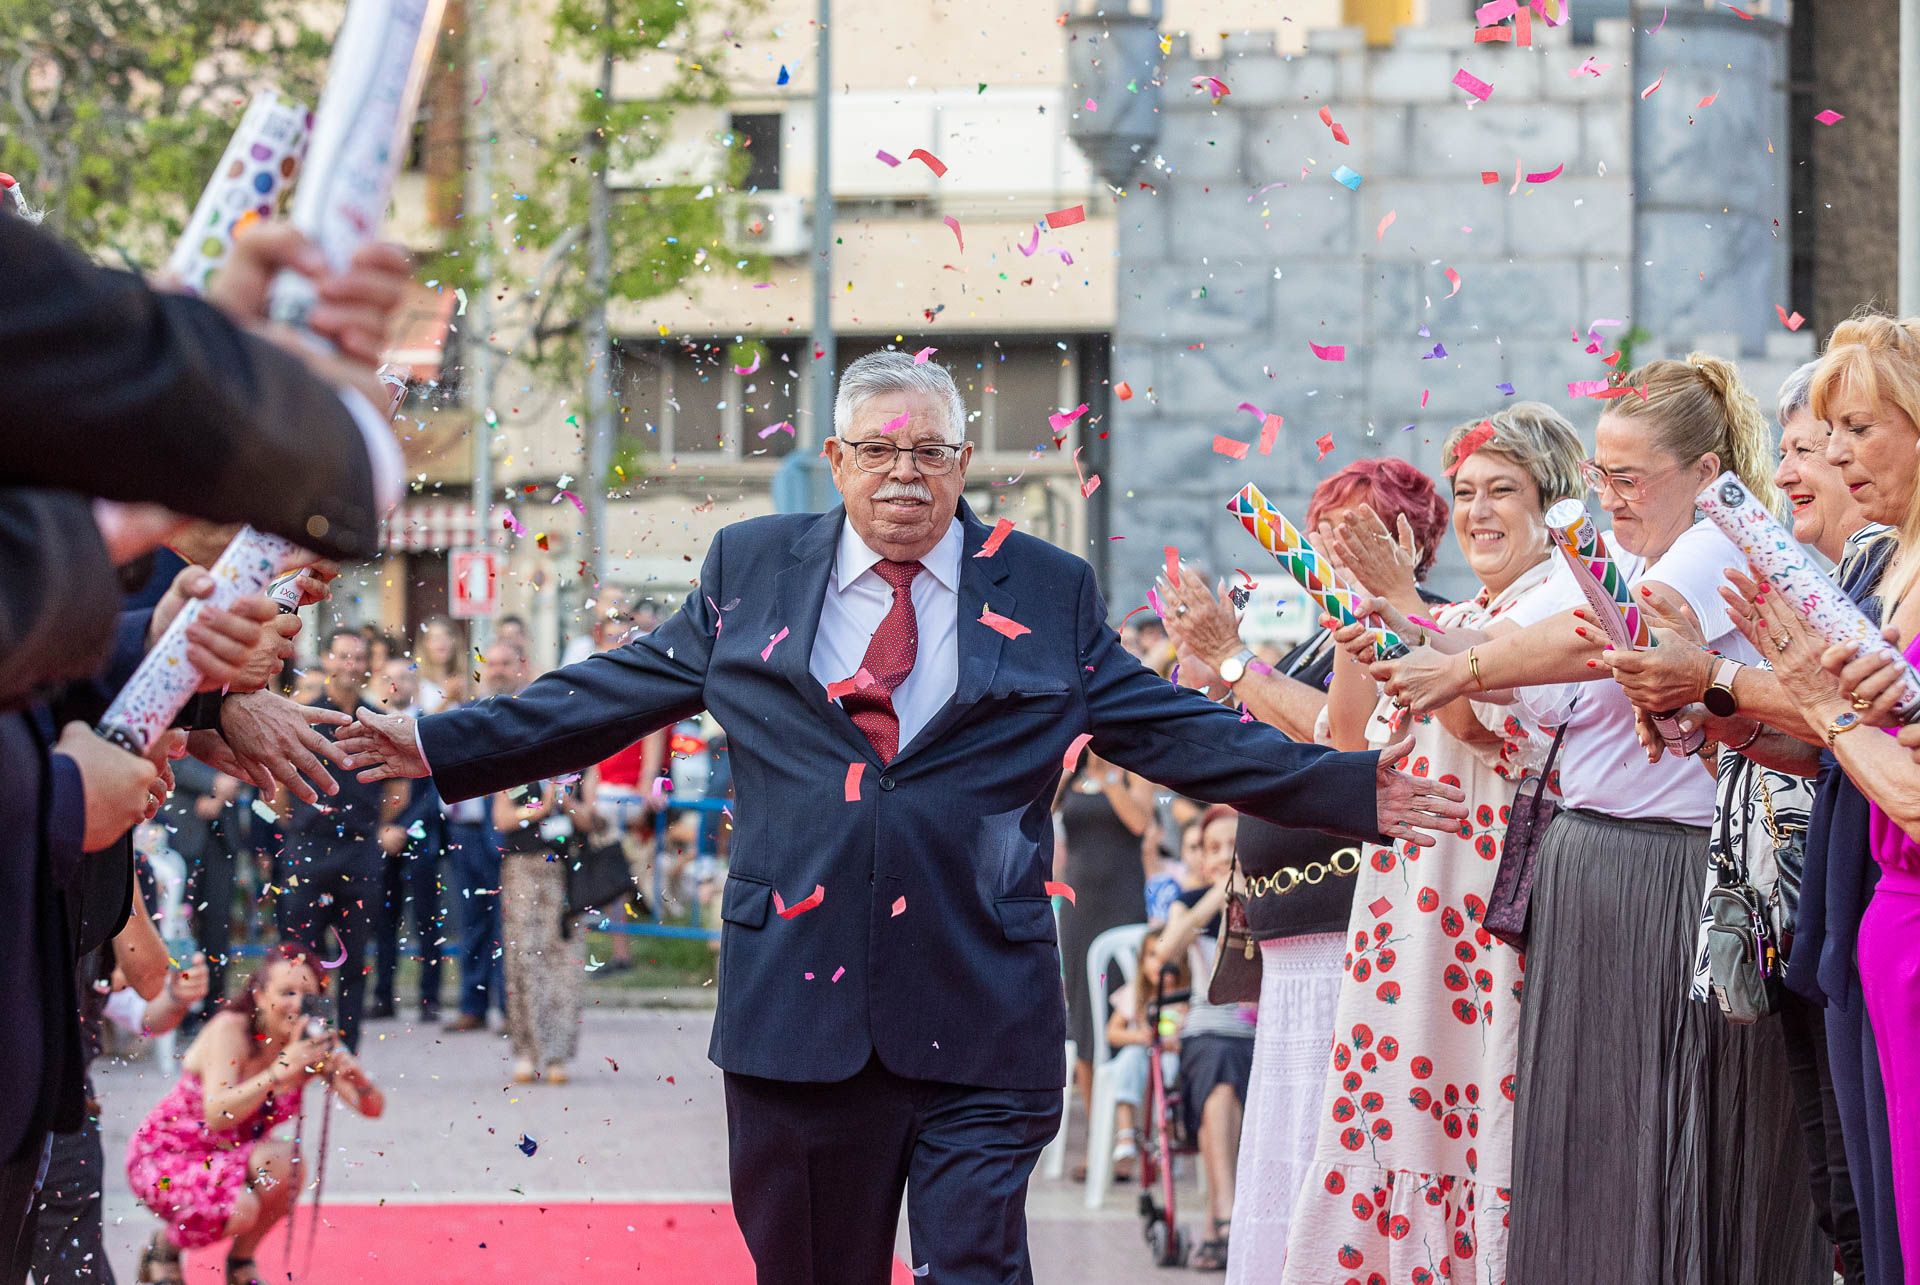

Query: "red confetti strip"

xmin=1316 ymin=434 xmax=1335 ymax=461
xmin=1474 ymin=25 xmax=1512 ymax=42
xmin=757 ymin=420 xmax=796 ymax=439
xmin=1480 ymin=170 xmax=1501 ymax=185
xmin=1525 ymin=163 xmax=1564 ymax=184
xmin=1377 ymin=209 xmax=1396 ymax=239
xmin=1049 ymin=403 xmax=1089 ymax=432
xmin=773 ymin=883 xmax=826 ymax=918
xmin=1446 ymin=420 xmax=1497 ymax=476
xmin=908 ymin=148 xmax=947 ymax=177
xmin=975 ymin=517 xmax=1015 ymax=558
xmin=979 ymin=608 xmax=1032 ymax=639
xmin=943 ymin=214 xmax=964 ymax=250
xmin=1368 ymin=896 xmax=1393 ymax=918
xmin=1640 ymin=70 xmax=1666 ymax=100
xmin=1258 ymin=413 xmax=1283 ymax=455
xmin=1045 ymin=205 xmax=1086 ymax=229
xmin=1115 ymin=381 xmax=1133 ymax=400
xmin=1045 ymin=881 xmax=1076 ymax=905
xmin=1164 ymin=545 xmax=1181 ymax=583
xmin=760 ymin=627 xmax=789 ymax=661
xmin=842 ymin=764 xmax=864 ymax=803
xmin=1309 ymin=341 xmax=1346 ymax=361
xmin=1697 ymin=92 xmax=1718 ymax=109
xmin=1776 ymin=305 xmax=1805 ymax=332
xmin=1063 ymin=732 xmax=1093 ymax=772
xmin=1212 ymin=434 xmax=1249 ymax=460
xmin=825 ymin=667 xmax=874 ymax=702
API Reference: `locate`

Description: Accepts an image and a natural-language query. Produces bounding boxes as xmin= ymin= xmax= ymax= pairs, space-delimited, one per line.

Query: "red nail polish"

xmin=1586 ymin=659 xmax=1599 ymax=668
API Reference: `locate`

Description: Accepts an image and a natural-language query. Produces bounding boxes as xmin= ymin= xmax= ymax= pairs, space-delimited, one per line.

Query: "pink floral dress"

xmin=125 ymin=1070 xmax=302 ymax=1248
xmin=1278 ymin=559 xmax=1562 ymax=1285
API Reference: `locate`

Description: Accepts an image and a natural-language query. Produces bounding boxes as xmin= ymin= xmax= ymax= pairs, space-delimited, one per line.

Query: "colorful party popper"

xmin=269 ymin=0 xmax=449 ymax=327
xmin=165 ymin=89 xmax=310 ymax=295
xmin=1227 ymin=483 xmax=1409 ymax=660
xmin=1697 ymin=472 xmax=1920 ymax=723
xmin=98 ymin=532 xmax=302 ymax=754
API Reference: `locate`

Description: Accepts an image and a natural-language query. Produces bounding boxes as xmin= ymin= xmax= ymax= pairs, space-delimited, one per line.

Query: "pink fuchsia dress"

xmin=125 ymin=1071 xmax=302 ymax=1249
xmin=1864 ymin=636 xmax=1920 ymax=1276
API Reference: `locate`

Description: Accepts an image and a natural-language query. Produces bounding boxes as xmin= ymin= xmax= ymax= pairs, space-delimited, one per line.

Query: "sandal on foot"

xmin=1190 ymin=1221 xmax=1230 ymax=1271
xmin=1112 ymin=1128 xmax=1139 ymax=1183
xmin=136 ymin=1231 xmax=182 ymax=1283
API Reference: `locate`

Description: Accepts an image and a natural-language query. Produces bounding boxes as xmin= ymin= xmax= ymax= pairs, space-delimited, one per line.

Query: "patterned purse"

xmin=1207 ymin=857 xmax=1262 ymax=1005
xmin=1484 ymin=719 xmax=1569 ymax=951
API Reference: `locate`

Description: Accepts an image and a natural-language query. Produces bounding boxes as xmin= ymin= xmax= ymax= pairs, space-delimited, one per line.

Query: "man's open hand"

xmin=219 ymin=691 xmax=352 ymax=804
xmin=333 ymin=708 xmax=431 ymax=783
xmin=1373 ymin=734 xmax=1468 ymax=848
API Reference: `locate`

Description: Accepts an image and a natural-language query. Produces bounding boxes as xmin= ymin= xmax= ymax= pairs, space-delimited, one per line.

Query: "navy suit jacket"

xmin=420 ymin=504 xmax=1383 ymax=1091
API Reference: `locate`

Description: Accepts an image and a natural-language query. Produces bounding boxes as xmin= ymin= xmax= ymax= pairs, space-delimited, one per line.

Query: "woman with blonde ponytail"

xmin=1353 ymin=353 xmax=1829 ymax=1282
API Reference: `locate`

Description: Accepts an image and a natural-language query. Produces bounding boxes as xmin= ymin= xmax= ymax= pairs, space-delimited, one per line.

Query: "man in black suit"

xmin=339 ymin=352 xmax=1466 ymax=1283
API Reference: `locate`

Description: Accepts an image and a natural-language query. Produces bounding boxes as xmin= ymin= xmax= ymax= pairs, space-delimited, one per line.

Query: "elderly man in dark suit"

xmin=337 ymin=351 xmax=1465 ymax=1285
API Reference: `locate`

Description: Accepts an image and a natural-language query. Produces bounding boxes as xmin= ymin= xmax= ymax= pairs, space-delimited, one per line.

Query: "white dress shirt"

xmin=808 ymin=517 xmax=964 ymax=751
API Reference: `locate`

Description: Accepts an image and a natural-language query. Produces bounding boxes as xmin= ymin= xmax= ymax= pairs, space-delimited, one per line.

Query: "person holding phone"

xmin=125 ymin=942 xmax=382 ymax=1285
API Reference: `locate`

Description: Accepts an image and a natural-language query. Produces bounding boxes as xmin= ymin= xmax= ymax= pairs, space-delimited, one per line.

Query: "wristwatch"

xmin=1826 ymin=710 xmax=1863 ymax=748
xmin=1702 ymin=657 xmax=1743 ymax=717
xmin=1218 ymin=647 xmax=1258 ymax=686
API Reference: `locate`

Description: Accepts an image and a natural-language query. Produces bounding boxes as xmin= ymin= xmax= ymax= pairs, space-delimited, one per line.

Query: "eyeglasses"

xmin=839 ymin=438 xmax=968 ymax=475
xmin=1580 ymin=459 xmax=1682 ymax=503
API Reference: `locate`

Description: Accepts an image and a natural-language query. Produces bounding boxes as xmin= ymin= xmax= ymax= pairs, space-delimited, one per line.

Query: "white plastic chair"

xmin=1083 ymin=922 xmax=1149 ymax=1208
xmin=135 ymin=824 xmax=190 ymax=1067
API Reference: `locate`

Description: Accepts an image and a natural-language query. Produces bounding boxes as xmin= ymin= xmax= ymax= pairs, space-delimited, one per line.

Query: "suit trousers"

xmin=373 ymin=841 xmax=445 ymax=1014
xmin=444 ymin=823 xmax=504 ymax=1020
xmin=1828 ymin=996 xmax=1905 ymax=1285
xmin=0 ymin=1133 xmax=50 ymax=1285
xmin=28 ymin=1110 xmax=108 ymax=1284
xmin=723 ymin=1055 xmax=1061 ymax=1285
xmin=1779 ymin=989 xmax=1864 ymax=1282
xmin=277 ymin=834 xmax=381 ymax=1052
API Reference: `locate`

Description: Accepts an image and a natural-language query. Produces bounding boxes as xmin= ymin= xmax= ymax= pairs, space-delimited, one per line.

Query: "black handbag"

xmin=1484 ymin=718 xmax=1569 ymax=951
xmin=1207 ymin=857 xmax=1262 ymax=1005
xmin=1704 ymin=757 xmax=1778 ymax=1024
xmin=565 ymin=833 xmax=638 ymax=918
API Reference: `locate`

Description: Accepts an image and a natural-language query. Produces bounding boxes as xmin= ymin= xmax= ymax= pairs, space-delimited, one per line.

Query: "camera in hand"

xmin=299 ymin=992 xmax=337 ymax=1041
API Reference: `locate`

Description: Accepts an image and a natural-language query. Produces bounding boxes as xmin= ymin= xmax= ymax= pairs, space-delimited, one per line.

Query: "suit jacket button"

xmin=879 ymin=775 xmax=896 ymax=791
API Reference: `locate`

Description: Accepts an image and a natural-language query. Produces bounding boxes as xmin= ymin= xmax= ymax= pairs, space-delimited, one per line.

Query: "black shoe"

xmin=368 ymin=1000 xmax=397 ymax=1020
xmin=419 ymin=1000 xmax=441 ymax=1022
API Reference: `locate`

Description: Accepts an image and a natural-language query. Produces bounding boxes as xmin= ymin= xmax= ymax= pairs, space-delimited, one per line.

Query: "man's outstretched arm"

xmin=337 ymin=532 xmax=725 ymax=800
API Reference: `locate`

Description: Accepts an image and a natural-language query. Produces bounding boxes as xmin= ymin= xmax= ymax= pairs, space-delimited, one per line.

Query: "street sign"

xmin=449 ymin=548 xmax=500 ymax=619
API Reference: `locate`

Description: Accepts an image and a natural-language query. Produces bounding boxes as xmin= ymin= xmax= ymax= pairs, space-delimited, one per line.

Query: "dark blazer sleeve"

xmin=1075 ymin=564 xmax=1384 ymax=843
xmin=0 ymin=488 xmax=121 ymax=710
xmin=420 ymin=531 xmax=722 ymax=803
xmin=0 ymin=216 xmax=381 ymax=559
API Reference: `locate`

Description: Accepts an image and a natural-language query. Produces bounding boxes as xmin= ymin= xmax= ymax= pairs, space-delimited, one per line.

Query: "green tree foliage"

xmin=0 ymin=0 xmax=329 ymax=257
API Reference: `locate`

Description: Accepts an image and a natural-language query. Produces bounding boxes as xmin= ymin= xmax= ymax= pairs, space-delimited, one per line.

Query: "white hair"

xmin=833 ymin=349 xmax=966 ymax=444
xmin=1777 ymin=359 xmax=1822 ymax=426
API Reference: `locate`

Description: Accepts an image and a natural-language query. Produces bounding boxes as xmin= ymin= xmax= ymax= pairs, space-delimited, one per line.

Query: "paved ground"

xmin=93 ymin=999 xmax=1201 ymax=1282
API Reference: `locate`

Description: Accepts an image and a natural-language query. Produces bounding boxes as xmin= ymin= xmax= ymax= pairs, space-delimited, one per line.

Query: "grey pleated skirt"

xmin=1508 ymin=807 xmax=1830 ymax=1285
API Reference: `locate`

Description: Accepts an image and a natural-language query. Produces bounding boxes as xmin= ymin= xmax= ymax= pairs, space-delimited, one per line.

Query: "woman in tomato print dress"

xmin=1278 ymin=404 xmax=1586 ymax=1285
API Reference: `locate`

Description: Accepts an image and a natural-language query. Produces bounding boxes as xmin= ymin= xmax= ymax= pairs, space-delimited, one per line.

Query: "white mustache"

xmin=873 ymin=482 xmax=933 ymax=503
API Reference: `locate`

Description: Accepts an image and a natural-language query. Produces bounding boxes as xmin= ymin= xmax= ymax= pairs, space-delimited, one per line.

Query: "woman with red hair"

xmin=127 ymin=943 xmax=384 ymax=1285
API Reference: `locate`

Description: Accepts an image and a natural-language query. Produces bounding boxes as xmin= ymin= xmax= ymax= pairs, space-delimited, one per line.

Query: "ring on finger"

xmin=1852 ymin=694 xmax=1872 ymax=712
xmin=1772 ymin=634 xmax=1791 ymax=654
xmin=1175 ymin=604 xmax=1188 ymax=616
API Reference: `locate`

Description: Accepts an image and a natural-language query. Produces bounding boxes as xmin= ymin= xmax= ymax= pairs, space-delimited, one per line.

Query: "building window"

xmin=729 ymin=113 xmax=783 ymax=192
xmin=614 ymin=337 xmax=803 ymax=459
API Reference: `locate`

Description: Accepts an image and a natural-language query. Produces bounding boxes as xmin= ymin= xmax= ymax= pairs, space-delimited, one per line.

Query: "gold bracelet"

xmin=1467 ymin=647 xmax=1485 ymax=690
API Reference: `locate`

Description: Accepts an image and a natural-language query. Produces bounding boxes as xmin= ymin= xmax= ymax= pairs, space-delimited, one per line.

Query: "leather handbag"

xmin=1484 ymin=718 xmax=1570 ymax=951
xmin=1703 ymin=760 xmax=1779 ymax=1024
xmin=1207 ymin=857 xmax=1262 ymax=1005
xmin=566 ymin=832 xmax=639 ymax=918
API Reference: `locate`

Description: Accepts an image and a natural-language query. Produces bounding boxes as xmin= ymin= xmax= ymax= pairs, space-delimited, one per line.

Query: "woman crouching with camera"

xmin=127 ymin=941 xmax=384 ymax=1285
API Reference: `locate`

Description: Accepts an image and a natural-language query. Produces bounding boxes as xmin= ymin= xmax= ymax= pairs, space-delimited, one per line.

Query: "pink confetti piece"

xmin=1073 ymin=446 xmax=1100 ymax=498
xmin=1570 ymin=56 xmax=1608 ymax=78
xmin=760 ymin=627 xmax=789 ymax=661
xmin=1212 ymin=434 xmax=1249 ymax=460
xmin=843 ymin=762 xmax=865 ymax=802
xmin=1235 ymin=400 xmax=1264 ymax=419
xmin=1115 ymin=381 xmax=1132 ymax=400
xmin=1258 ymin=413 xmax=1283 ymax=455
xmin=1190 ymin=75 xmax=1231 ymax=100
xmin=875 ymin=149 xmax=900 ymax=167
xmin=1309 ymin=341 xmax=1346 ymax=361
xmin=1815 ymin=109 xmax=1845 ymax=126
xmin=1376 ymin=209 xmax=1396 ymax=240
xmin=553 ymin=488 xmax=586 ymax=513
xmin=1776 ymin=305 xmax=1806 ymax=331
xmin=913 ymin=346 xmax=937 ymax=364
xmin=1316 ymin=433 xmax=1335 ymax=461
xmin=1045 ymin=205 xmax=1086 ymax=229
xmin=1084 ymin=98 xmax=1096 ymax=112
xmin=804 ymin=971 xmax=815 ymax=981
xmin=891 ymin=896 xmax=907 ymax=917
xmin=501 ymin=510 xmax=525 ymax=535
xmin=1368 ymin=895 xmax=1393 ymax=918
xmin=1475 ymin=25 xmax=1513 ymax=44
xmin=1044 ymin=880 xmax=1076 ymax=905
xmin=941 ymin=215 xmax=964 ymax=252
xmin=1165 ymin=545 xmax=1181 ymax=583
xmin=1407 ymin=615 xmax=1447 ymax=636
xmin=880 ymin=410 xmax=911 ymax=434
xmin=1444 ymin=267 xmax=1463 ymax=297
xmin=1476 ymin=0 xmax=1518 ymax=20
xmin=1480 ymin=170 xmax=1502 ymax=184
xmin=831 ymin=965 xmax=845 ymax=982
xmin=757 ymin=420 xmax=796 ymax=439
xmin=1453 ymin=68 xmax=1493 ymax=101
xmin=979 ymin=608 xmax=1032 ymax=640
xmin=1696 ymin=92 xmax=1718 ymax=109
xmin=733 ymin=352 xmax=761 ymax=375
xmin=908 ymin=147 xmax=947 ymax=176
xmin=1063 ymin=732 xmax=1093 ymax=772
xmin=1525 ymin=163 xmax=1565 ymax=184
xmin=1017 ymin=223 xmax=1040 ymax=256
xmin=1640 ymin=70 xmax=1666 ymax=100
xmin=1724 ymin=3 xmax=1754 ymax=17
xmin=1421 ymin=389 xmax=1431 ymax=408
xmin=825 ymin=667 xmax=875 ymax=702
xmin=975 ymin=517 xmax=1015 ymax=558
xmin=1648 ymin=4 xmax=1668 ymax=33
xmin=1049 ymin=246 xmax=1075 ymax=265
xmin=1049 ymin=403 xmax=1089 ymax=432
xmin=774 ymin=883 xmax=826 ymax=917
xmin=320 ymin=926 xmax=348 ymax=970
xmin=1567 ymin=378 xmax=1610 ymax=397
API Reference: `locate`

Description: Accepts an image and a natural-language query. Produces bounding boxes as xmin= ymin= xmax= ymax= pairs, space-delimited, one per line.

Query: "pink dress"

xmin=125 ymin=1071 xmax=302 ymax=1248
xmin=1865 ymin=635 xmax=1920 ymax=1275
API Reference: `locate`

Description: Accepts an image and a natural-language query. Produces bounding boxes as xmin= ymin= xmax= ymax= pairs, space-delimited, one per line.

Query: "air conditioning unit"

xmin=730 ymin=192 xmax=810 ymax=258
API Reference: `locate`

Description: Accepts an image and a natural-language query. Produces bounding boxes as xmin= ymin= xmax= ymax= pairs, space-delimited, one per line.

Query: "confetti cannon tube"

xmin=1545 ymin=499 xmax=1703 ymax=753
xmin=1227 ymin=483 xmax=1409 ymax=660
xmin=97 ymin=530 xmax=302 ymax=754
xmin=269 ymin=0 xmax=450 ymax=327
xmin=165 ymin=89 xmax=310 ymax=296
xmin=1697 ymin=472 xmax=1920 ymax=723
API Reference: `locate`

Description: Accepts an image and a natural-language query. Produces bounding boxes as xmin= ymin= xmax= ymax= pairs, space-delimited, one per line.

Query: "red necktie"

xmin=843 ymin=559 xmax=923 ymax=763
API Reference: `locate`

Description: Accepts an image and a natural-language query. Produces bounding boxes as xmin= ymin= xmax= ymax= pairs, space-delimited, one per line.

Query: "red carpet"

xmin=182 ymin=1202 xmax=919 ymax=1283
